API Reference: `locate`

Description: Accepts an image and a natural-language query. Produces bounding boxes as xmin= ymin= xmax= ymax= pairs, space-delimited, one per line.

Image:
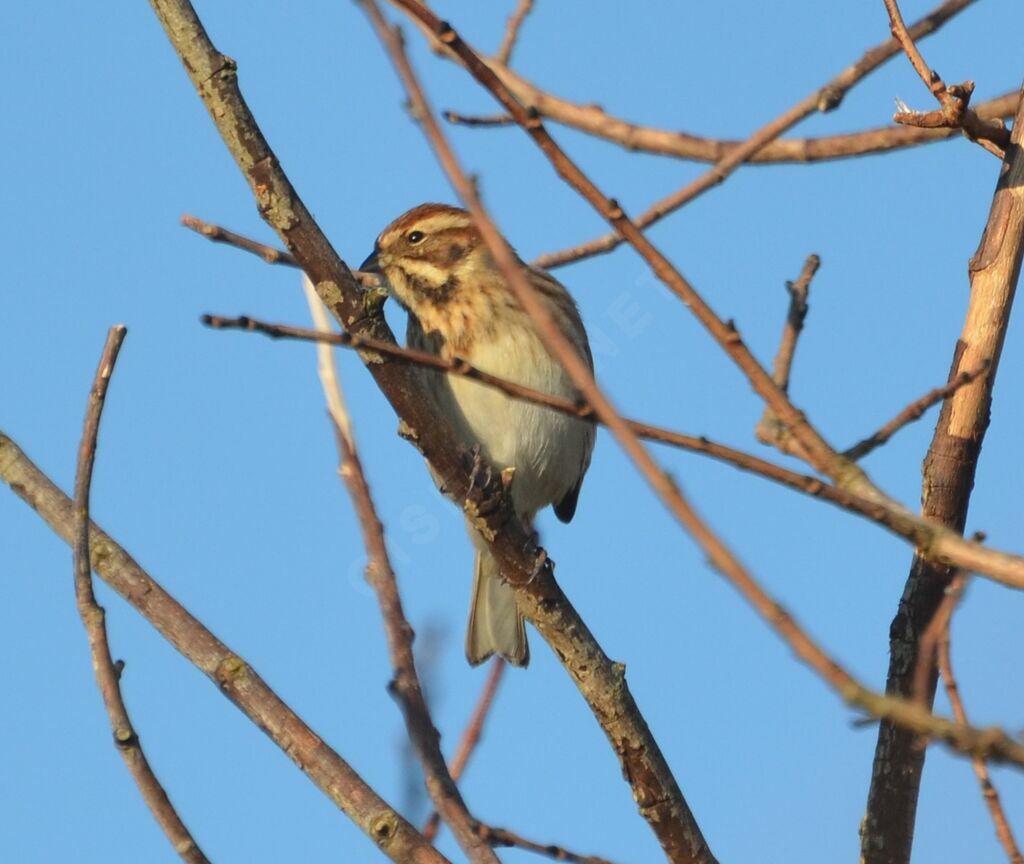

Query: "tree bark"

xmin=861 ymin=83 xmax=1024 ymax=864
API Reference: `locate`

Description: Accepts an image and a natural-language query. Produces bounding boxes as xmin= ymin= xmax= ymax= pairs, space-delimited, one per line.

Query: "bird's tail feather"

xmin=465 ymin=549 xmax=529 ymax=667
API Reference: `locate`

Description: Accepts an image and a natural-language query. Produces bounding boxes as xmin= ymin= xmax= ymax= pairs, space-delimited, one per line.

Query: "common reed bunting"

xmin=360 ymin=204 xmax=594 ymax=666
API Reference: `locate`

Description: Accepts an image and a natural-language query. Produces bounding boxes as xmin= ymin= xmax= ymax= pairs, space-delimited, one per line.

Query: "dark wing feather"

xmin=554 ymin=476 xmax=584 ymax=523
xmin=528 ymin=264 xmax=595 ymax=526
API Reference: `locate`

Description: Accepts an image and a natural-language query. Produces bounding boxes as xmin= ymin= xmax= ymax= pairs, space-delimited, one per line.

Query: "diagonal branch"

xmin=526 ymin=0 xmax=987 ymax=269
xmin=423 ymin=659 xmax=506 ymax=843
xmin=181 ymin=214 xmax=298 ymax=266
xmin=5 ymin=430 xmax=449 ymax=863
xmin=883 ymin=0 xmax=1009 ymax=156
xmin=422 ymin=0 xmax=994 ymax=173
xmin=300 ymin=279 xmax=498 ymax=864
xmin=843 ymin=363 xmax=990 ymax=461
xmin=73 ymin=327 xmax=210 ymax=864
xmin=442 ymin=91 xmax=1019 ymax=165
xmin=495 ymin=0 xmax=534 ymax=66
xmin=935 ymin=577 xmax=1024 ymax=864
xmin=477 ymin=823 xmax=618 ymax=864
xmin=198 ymin=312 xmax=1012 ymax=571
xmin=181 ymin=215 xmax=383 ymax=290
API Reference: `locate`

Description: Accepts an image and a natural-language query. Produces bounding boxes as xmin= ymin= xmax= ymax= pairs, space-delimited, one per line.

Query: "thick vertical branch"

xmin=861 ymin=82 xmax=1024 ymax=864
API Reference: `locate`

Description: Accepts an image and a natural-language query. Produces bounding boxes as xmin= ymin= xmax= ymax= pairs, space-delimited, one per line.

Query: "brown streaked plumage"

xmin=361 ymin=204 xmax=595 ymax=667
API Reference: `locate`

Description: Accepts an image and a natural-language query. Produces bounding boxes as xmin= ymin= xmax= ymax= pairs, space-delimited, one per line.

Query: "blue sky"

xmin=3 ymin=2 xmax=1023 ymax=862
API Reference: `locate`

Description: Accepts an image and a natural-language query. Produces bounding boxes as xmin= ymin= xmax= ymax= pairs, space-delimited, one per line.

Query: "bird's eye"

xmin=407 ymin=230 xmax=426 ymax=244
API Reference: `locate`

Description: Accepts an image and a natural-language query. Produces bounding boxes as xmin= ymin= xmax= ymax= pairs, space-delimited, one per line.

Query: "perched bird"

xmin=360 ymin=203 xmax=595 ymax=667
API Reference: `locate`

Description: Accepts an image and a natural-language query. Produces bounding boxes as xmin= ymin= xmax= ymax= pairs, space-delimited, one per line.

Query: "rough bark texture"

xmin=861 ymin=84 xmax=1024 ymax=864
xmin=0 ymin=433 xmax=449 ymax=864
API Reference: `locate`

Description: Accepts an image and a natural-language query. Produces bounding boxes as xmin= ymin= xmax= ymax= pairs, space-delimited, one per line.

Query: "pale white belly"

xmin=447 ymin=331 xmax=590 ymax=519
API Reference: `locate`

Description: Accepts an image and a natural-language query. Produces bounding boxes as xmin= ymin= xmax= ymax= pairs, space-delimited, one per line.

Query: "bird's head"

xmin=360 ymin=203 xmax=492 ymax=313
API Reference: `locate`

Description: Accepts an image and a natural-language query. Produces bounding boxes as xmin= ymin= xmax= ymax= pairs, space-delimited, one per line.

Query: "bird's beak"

xmin=359 ymin=246 xmax=382 ymax=275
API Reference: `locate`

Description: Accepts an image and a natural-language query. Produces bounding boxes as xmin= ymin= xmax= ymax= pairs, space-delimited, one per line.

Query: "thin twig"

xmin=756 ymin=254 xmax=820 ymax=459
xmin=774 ymin=255 xmax=819 ymax=393
xmin=495 ymin=0 xmax=534 ymax=66
xmin=445 ymin=90 xmax=1018 ymax=164
xmin=882 ymin=0 xmax=1009 ymax=157
xmin=478 ymin=823 xmax=618 ymax=864
xmin=528 ymin=0 xmax=986 ymax=269
xmin=445 ymin=660 xmax=506 ymax=786
xmin=444 ymin=110 xmax=515 ymax=127
xmin=181 ymin=214 xmax=297 ymax=265
xmin=73 ymin=326 xmax=210 ymax=864
xmin=844 ymin=363 xmax=990 ymax=460
xmin=935 ymin=577 xmax=1024 ymax=864
xmin=181 ymin=214 xmax=383 ymax=290
xmin=7 ymin=427 xmax=449 ymax=862
xmin=300 ymin=277 xmax=497 ymax=864
xmin=423 ymin=659 xmax=506 ymax=842
xmin=911 ymin=532 xmax=985 ymax=707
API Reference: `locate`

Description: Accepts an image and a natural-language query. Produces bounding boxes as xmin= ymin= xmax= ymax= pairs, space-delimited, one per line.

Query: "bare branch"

xmin=300 ymin=279 xmax=498 ymax=864
xmin=73 ymin=327 xmax=210 ymax=864
xmin=495 ymin=0 xmax=534 ymax=66
xmin=911 ymin=532 xmax=985 ymax=707
xmin=478 ymin=823 xmax=618 ymax=864
xmin=862 ymin=83 xmax=1024 ymax=864
xmin=756 ymin=254 xmax=820 ymax=460
xmin=935 ymin=577 xmax=1024 ymax=864
xmin=181 ymin=213 xmax=297 ymax=265
xmin=773 ymin=255 xmax=819 ymax=394
xmin=443 ymin=110 xmax=515 ymax=127
xmin=423 ymin=660 xmax=506 ymax=843
xmin=844 ymin=363 xmax=990 ymax=461
xmin=445 ymin=91 xmax=1018 ymax=165
xmin=429 ymin=0 xmax=1005 ymax=170
xmin=529 ymin=0 xmax=989 ymax=268
xmin=883 ymin=0 xmax=1009 ymax=156
xmin=5 ymin=427 xmax=447 ymax=860
xmin=181 ymin=214 xmax=384 ymax=291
